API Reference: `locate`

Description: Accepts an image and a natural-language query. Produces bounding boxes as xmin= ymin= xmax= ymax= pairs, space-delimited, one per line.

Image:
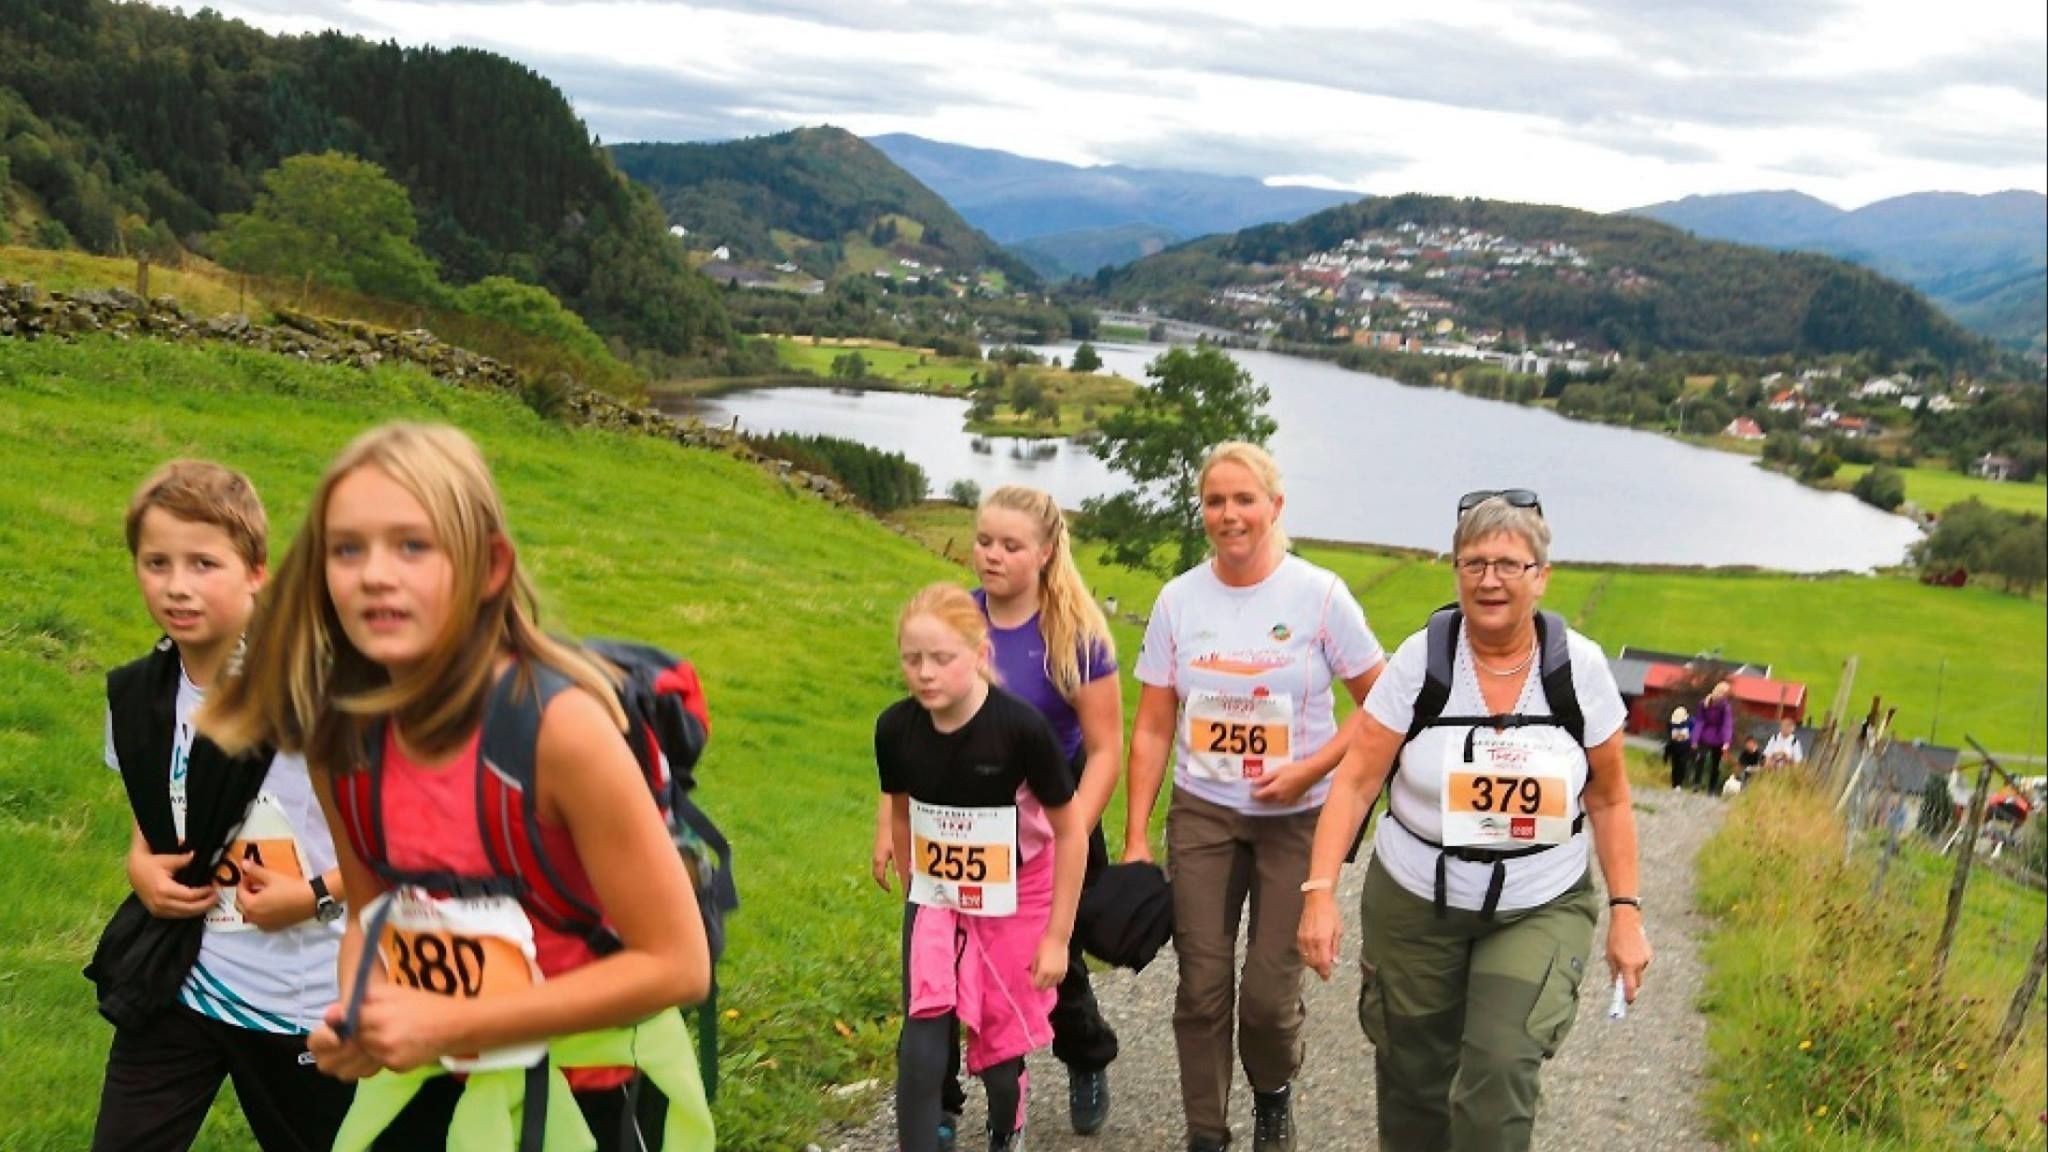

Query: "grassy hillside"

xmin=0 ymin=335 xmax=956 ymax=1150
xmin=610 ymin=127 xmax=1038 ymax=289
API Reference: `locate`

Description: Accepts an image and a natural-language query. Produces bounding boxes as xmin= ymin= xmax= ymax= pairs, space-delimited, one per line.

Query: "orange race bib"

xmin=207 ymin=794 xmax=305 ymax=932
xmin=909 ymin=801 xmax=1019 ymax=916
xmin=363 ymin=889 xmax=547 ymax=1072
xmin=1440 ymin=729 xmax=1576 ymax=847
xmin=1185 ymin=689 xmax=1294 ymax=782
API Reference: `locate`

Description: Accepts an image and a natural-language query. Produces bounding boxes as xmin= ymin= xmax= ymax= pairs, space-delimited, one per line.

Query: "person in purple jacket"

xmin=872 ymin=485 xmax=1125 ymax=1144
xmin=1689 ymin=682 xmax=1735 ymax=797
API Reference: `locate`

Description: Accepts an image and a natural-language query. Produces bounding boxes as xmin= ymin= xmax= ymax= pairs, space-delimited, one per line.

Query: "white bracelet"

xmin=1299 ymin=877 xmax=1335 ymax=893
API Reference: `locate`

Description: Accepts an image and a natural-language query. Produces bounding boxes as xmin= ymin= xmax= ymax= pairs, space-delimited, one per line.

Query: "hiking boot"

xmin=1252 ymin=1085 xmax=1295 ymax=1152
xmin=1069 ymin=1066 xmax=1110 ymax=1134
xmin=936 ymin=1111 xmax=960 ymax=1152
xmin=987 ymin=1126 xmax=1024 ymax=1152
xmin=1187 ymin=1135 xmax=1230 ymax=1152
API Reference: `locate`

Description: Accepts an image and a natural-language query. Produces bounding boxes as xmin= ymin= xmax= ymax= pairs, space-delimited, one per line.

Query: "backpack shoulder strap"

xmin=1403 ymin=603 xmax=1462 ymax=747
xmin=1534 ymin=610 xmax=1584 ymax=747
xmin=476 ymin=663 xmax=615 ymax=950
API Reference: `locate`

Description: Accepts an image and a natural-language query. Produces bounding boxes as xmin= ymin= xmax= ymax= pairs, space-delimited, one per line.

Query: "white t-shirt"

xmin=1135 ymin=554 xmax=1384 ymax=815
xmin=1364 ymin=622 xmax=1626 ymax=912
xmin=1763 ymin=731 xmax=1804 ymax=765
xmin=104 ymin=668 xmax=342 ymax=1034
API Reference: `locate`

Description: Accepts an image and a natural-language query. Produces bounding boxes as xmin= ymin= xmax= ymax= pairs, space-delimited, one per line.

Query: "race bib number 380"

xmin=909 ymin=801 xmax=1017 ymax=916
xmin=1440 ymin=729 xmax=1575 ymax=847
xmin=1185 ymin=689 xmax=1294 ymax=782
xmin=369 ymin=889 xmax=545 ymax=1072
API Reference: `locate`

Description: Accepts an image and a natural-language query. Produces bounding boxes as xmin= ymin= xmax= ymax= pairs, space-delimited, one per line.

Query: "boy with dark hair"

xmin=87 ymin=460 xmax=352 ymax=1152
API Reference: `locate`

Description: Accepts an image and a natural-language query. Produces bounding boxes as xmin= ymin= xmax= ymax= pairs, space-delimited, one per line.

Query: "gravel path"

xmin=826 ymin=787 xmax=1725 ymax=1151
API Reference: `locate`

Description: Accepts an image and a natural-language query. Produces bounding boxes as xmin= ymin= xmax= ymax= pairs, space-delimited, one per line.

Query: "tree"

xmin=1078 ymin=346 xmax=1277 ymax=573
xmin=1070 ymin=342 xmax=1103 ymax=373
xmin=1010 ymin=376 xmax=1046 ymax=416
xmin=830 ymin=351 xmax=868 ymax=381
xmin=213 ymin=152 xmax=443 ymax=304
xmin=1850 ymin=463 xmax=1907 ymax=511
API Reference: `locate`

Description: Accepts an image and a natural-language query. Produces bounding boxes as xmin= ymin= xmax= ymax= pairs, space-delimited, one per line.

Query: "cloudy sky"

xmin=183 ymin=0 xmax=2044 ymax=212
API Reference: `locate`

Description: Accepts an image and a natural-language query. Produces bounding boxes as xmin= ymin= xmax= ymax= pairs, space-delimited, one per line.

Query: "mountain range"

xmin=869 ymin=133 xmax=1358 ymax=280
xmin=1628 ymin=190 xmax=2046 ymax=356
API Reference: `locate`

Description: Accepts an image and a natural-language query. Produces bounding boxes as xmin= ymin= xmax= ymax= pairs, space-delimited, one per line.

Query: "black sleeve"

xmin=875 ymin=703 xmax=907 ymax=795
xmin=1013 ymin=698 xmax=1075 ymax=809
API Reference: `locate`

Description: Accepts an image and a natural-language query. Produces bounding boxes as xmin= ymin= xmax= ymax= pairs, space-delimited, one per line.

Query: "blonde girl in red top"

xmin=200 ymin=422 xmax=711 ymax=1151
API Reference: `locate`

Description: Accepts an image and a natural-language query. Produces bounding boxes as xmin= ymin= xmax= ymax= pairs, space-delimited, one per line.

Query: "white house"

xmin=668 ymin=224 xmax=688 ymax=238
xmin=1977 ymin=453 xmax=2017 ymax=482
xmin=1928 ymin=394 xmax=1958 ymax=414
xmin=710 ymin=245 xmax=730 ymax=261
xmin=1858 ymin=376 xmax=1903 ymax=399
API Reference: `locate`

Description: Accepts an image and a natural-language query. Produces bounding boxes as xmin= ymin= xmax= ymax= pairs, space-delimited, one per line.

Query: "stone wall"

xmin=0 ymin=279 xmax=869 ymax=513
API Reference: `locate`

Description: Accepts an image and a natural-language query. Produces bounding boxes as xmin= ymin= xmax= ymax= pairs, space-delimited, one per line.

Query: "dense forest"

xmin=610 ymin=127 xmax=1037 ymax=287
xmin=0 ymin=0 xmax=728 ymax=360
xmin=1088 ymin=194 xmax=2009 ymax=372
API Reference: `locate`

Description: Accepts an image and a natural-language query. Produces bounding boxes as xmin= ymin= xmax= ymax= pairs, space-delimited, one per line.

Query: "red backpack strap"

xmin=476 ymin=663 xmax=617 ymax=952
xmin=331 ymin=719 xmax=394 ymax=886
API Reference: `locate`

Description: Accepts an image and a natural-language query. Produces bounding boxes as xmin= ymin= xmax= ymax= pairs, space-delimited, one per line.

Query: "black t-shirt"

xmin=1738 ymin=745 xmax=1764 ymax=769
xmin=875 ymin=686 xmax=1073 ymax=810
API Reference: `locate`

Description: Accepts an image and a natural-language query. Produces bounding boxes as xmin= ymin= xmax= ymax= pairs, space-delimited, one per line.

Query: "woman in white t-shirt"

xmin=1125 ymin=442 xmax=1385 ymax=1152
xmin=1296 ymin=491 xmax=1651 ymax=1152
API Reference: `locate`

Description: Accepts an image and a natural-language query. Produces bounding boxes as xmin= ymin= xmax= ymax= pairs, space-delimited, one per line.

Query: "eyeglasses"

xmin=1455 ymin=557 xmax=1544 ymax=581
xmin=1457 ymin=489 xmax=1543 ymax=518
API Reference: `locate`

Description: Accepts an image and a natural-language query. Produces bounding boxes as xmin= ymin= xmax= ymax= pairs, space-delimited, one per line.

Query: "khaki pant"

xmin=1356 ymin=855 xmax=1599 ymax=1152
xmin=1165 ymin=789 xmax=1319 ymax=1142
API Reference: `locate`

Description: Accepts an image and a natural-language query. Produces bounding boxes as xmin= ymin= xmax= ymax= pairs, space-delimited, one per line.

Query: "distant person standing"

xmin=1663 ymin=707 xmax=1692 ymax=792
xmin=1690 ymin=682 xmax=1735 ymax=796
xmin=1762 ymin=718 xmax=1804 ymax=771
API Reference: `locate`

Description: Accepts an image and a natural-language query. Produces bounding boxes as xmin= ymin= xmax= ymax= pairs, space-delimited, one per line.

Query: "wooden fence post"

xmin=1931 ymin=738 xmax=1998 ymax=996
xmin=1995 ymin=919 xmax=2048 ymax=1055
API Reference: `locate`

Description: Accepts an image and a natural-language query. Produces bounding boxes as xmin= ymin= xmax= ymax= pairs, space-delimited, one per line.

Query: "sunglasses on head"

xmin=1456 ymin=488 xmax=1543 ymax=518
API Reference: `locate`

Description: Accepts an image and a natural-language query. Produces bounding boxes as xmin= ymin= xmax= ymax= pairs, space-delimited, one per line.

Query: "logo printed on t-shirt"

xmin=1270 ymin=623 xmax=1291 ymax=641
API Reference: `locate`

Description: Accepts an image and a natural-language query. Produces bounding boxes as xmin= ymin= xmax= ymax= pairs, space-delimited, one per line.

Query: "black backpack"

xmin=1355 ymin=605 xmax=1591 ymax=920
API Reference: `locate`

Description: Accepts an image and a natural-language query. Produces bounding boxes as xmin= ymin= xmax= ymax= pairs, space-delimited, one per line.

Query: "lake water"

xmin=671 ymin=342 xmax=1923 ymax=572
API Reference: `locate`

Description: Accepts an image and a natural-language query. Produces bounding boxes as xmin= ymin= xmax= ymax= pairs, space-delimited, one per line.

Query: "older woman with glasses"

xmin=1296 ymin=490 xmax=1650 ymax=1152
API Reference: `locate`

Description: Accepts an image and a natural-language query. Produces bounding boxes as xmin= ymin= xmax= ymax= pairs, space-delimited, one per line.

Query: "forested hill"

xmin=0 ymin=0 xmax=729 ymax=359
xmin=1092 ymin=193 xmax=2005 ymax=371
xmin=609 ymin=127 xmax=1038 ymax=288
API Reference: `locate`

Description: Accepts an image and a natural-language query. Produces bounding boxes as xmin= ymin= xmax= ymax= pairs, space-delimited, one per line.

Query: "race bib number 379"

xmin=1440 ymin=729 xmax=1575 ymax=847
xmin=909 ymin=801 xmax=1018 ymax=917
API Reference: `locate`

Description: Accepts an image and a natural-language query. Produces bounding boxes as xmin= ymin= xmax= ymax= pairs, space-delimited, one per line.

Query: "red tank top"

xmin=378 ymin=726 xmax=630 ymax=1088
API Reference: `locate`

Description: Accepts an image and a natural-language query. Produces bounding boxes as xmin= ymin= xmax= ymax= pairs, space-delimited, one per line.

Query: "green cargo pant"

xmin=1355 ymin=855 xmax=1599 ymax=1152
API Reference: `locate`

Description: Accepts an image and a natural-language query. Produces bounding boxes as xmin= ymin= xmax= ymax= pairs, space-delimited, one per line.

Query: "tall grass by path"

xmin=1694 ymin=773 xmax=2046 ymax=1149
xmin=0 ymin=335 xmax=955 ymax=1149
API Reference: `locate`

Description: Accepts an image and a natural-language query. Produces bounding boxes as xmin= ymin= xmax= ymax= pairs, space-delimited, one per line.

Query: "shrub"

xmin=946 ymin=479 xmax=981 ymax=508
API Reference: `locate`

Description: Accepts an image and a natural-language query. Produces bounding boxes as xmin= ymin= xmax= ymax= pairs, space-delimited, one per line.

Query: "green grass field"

xmin=1833 ymin=461 xmax=2047 ymax=516
xmin=769 ymin=335 xmax=981 ymax=389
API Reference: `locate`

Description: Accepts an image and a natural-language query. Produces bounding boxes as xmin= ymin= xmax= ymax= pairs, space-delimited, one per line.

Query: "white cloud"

xmin=181 ymin=0 xmax=2047 ymax=210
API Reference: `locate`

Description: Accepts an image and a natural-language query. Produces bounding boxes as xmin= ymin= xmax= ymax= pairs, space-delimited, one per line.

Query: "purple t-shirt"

xmin=975 ymin=590 xmax=1117 ymax=764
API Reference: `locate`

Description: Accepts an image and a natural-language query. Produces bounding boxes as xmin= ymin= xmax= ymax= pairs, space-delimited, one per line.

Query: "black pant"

xmin=91 ymin=1004 xmax=354 ymax=1152
xmin=1693 ymin=744 xmax=1726 ymax=795
xmin=373 ymin=1072 xmax=667 ymax=1151
xmin=938 ymin=824 xmax=1120 ymax=1115
xmin=1664 ymin=742 xmax=1692 ymax=790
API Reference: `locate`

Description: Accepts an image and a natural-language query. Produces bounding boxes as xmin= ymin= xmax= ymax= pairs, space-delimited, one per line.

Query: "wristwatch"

xmin=310 ymin=875 xmax=343 ymax=924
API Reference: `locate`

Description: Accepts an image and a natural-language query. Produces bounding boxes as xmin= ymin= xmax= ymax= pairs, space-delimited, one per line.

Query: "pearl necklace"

xmin=1473 ymin=635 xmax=1537 ymax=677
